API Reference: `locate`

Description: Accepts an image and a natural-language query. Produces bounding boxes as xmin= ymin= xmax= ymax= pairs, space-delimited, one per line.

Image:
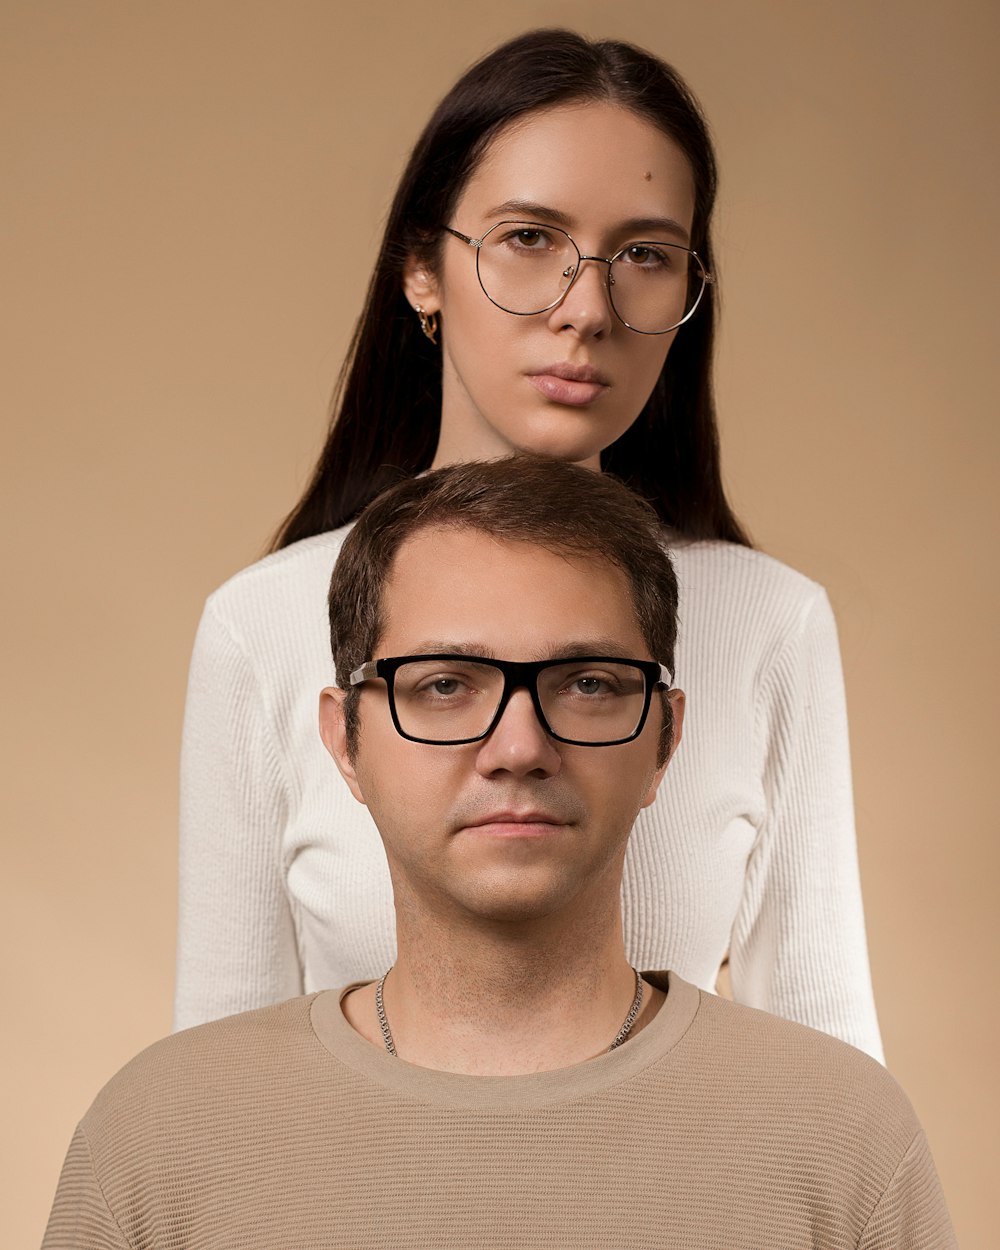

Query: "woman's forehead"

xmin=456 ymin=100 xmax=696 ymax=235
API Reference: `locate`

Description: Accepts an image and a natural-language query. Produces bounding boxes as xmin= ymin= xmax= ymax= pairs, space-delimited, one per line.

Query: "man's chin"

xmin=449 ymin=867 xmax=588 ymax=927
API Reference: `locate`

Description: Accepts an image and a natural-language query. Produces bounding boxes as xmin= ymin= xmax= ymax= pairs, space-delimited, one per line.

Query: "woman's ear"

xmin=318 ymin=687 xmax=367 ymax=806
xmin=402 ymin=254 xmax=441 ymax=313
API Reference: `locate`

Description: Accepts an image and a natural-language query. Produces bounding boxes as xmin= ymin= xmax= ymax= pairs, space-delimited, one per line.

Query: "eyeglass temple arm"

xmin=348 ymin=662 xmax=380 ymax=686
xmin=442 ymin=226 xmax=481 ymax=249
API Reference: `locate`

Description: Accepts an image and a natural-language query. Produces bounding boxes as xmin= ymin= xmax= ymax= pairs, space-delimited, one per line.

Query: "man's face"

xmin=321 ymin=525 xmax=682 ymax=927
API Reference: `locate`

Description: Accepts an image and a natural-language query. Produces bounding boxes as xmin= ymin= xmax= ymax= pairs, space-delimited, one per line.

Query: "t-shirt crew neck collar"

xmin=309 ymin=970 xmax=701 ymax=1110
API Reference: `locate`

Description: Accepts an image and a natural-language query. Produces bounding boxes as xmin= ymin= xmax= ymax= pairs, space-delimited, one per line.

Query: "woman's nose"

xmin=545 ymin=256 xmax=615 ymax=338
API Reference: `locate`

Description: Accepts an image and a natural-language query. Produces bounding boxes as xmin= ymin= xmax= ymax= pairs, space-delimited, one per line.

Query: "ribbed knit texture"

xmin=45 ymin=977 xmax=951 ymax=1249
xmin=175 ymin=532 xmax=883 ymax=1060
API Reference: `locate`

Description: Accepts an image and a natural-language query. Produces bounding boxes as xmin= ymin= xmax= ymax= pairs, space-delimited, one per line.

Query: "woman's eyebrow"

xmin=483 ymin=199 xmax=574 ymax=226
xmin=482 ymin=199 xmax=690 ymax=244
xmin=618 ymin=215 xmax=690 ymax=243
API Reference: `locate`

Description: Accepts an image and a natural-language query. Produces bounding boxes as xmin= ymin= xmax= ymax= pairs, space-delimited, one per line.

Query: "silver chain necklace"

xmin=374 ymin=966 xmax=644 ymax=1058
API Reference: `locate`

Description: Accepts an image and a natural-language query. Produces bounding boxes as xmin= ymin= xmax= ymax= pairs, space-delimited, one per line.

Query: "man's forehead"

xmin=377 ymin=526 xmax=648 ymax=657
xmin=387 ymin=523 xmax=619 ymax=576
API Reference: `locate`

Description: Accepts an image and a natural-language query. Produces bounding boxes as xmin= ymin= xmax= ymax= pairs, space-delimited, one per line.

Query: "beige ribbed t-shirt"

xmin=44 ymin=975 xmax=952 ymax=1249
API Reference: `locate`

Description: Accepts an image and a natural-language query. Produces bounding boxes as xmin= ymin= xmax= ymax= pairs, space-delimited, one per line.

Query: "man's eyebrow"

xmin=396 ymin=640 xmax=642 ymax=662
xmin=402 ymin=642 xmax=499 ymax=659
xmin=482 ymin=200 xmax=691 ymax=244
xmin=541 ymin=640 xmax=642 ymax=661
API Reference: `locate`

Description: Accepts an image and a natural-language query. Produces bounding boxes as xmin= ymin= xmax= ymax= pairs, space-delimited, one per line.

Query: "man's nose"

xmin=474 ymin=687 xmax=562 ymax=779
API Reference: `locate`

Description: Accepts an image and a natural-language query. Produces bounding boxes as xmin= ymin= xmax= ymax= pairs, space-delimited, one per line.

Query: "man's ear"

xmin=318 ymin=687 xmax=367 ymax=806
xmin=401 ymin=253 xmax=441 ymax=314
xmin=640 ymin=689 xmax=685 ymax=809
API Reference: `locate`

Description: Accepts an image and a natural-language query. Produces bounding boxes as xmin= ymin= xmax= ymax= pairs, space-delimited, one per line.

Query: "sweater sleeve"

xmin=858 ymin=1131 xmax=958 ymax=1249
xmin=172 ymin=599 xmax=302 ymax=1031
xmin=42 ymin=1126 xmax=131 ymax=1250
xmin=729 ymin=588 xmax=885 ymax=1061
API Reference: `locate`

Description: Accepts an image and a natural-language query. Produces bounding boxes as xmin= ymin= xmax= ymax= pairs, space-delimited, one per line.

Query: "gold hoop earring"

xmin=415 ymin=304 xmax=438 ymax=345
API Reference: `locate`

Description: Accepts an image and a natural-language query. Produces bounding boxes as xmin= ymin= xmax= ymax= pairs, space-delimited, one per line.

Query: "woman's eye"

xmin=501 ymin=228 xmax=551 ymax=250
xmin=624 ymin=244 xmax=668 ymax=267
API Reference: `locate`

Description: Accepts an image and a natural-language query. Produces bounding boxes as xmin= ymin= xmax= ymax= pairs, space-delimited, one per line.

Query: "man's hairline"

xmin=352 ymin=518 xmax=656 ymax=673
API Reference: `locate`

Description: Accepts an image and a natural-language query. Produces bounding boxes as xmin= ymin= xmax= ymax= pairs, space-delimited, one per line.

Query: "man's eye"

xmin=561 ymin=672 xmax=624 ymax=698
xmin=412 ymin=674 xmax=474 ymax=698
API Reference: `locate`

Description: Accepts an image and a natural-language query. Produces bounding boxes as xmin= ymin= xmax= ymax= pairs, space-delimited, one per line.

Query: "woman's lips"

xmin=526 ymin=364 xmax=610 ymax=407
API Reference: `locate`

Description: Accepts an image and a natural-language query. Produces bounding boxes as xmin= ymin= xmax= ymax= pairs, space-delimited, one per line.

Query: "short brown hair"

xmin=329 ymin=455 xmax=679 ymax=759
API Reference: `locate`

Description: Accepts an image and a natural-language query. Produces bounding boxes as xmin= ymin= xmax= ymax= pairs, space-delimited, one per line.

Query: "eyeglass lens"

xmin=390 ymin=658 xmax=650 ymax=744
xmin=476 ymin=222 xmax=706 ymax=333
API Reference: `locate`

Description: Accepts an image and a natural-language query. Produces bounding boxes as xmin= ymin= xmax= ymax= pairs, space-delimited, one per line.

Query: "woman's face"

xmin=407 ymin=101 xmax=698 ymax=470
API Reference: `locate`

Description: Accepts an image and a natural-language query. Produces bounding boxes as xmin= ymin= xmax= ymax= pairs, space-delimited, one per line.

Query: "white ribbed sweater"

xmin=174 ymin=532 xmax=883 ymax=1060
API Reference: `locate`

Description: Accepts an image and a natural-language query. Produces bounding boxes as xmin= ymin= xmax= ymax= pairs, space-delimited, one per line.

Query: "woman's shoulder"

xmin=202 ymin=526 xmax=355 ymax=633
xmin=668 ymin=539 xmax=830 ymax=619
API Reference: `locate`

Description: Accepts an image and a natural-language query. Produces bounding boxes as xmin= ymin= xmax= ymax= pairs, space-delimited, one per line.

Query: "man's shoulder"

xmin=80 ymin=996 xmax=321 ymax=1144
xmin=679 ymin=987 xmax=918 ymax=1145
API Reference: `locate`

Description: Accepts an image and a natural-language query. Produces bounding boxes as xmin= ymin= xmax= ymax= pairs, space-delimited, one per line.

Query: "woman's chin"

xmin=504 ymin=421 xmax=633 ymax=468
xmin=434 ymin=398 xmax=637 ymax=470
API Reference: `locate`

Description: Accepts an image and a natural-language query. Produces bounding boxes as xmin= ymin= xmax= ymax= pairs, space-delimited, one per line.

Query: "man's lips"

xmin=461 ymin=811 xmax=568 ymax=838
xmin=526 ymin=362 xmax=611 ymax=407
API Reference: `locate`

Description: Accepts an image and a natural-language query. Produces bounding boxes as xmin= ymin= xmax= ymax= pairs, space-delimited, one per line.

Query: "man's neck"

xmin=342 ymin=899 xmax=664 ymax=1075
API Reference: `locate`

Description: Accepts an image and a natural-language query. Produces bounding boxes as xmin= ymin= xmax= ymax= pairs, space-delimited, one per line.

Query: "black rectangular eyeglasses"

xmin=347 ymin=654 xmax=673 ymax=747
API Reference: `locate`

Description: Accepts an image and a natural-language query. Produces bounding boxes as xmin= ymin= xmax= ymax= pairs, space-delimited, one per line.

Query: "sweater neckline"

xmin=309 ymin=970 xmax=701 ymax=1110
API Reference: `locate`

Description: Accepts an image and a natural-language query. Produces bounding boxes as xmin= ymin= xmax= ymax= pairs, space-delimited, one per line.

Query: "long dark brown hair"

xmin=272 ymin=29 xmax=750 ymax=550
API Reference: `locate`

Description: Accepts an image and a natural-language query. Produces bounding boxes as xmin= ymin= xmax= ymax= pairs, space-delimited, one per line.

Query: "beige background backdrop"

xmin=4 ymin=1 xmax=997 ymax=1243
